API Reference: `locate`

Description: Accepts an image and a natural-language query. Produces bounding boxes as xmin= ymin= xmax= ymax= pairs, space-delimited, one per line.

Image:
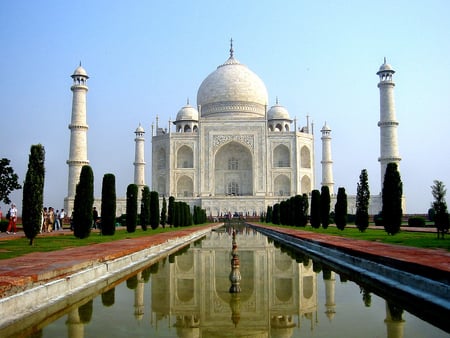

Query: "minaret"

xmin=320 ymin=122 xmax=334 ymax=195
xmin=66 ymin=64 xmax=89 ymax=210
xmin=324 ymin=271 xmax=336 ymax=321
xmin=134 ymin=124 xmax=146 ymax=198
xmin=377 ymin=58 xmax=401 ymax=189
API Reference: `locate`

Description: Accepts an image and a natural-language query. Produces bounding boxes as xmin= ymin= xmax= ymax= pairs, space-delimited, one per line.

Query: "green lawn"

xmin=0 ymin=226 xmax=185 ymax=260
xmin=261 ymin=223 xmax=450 ymax=251
xmin=1 ymin=223 xmax=448 ymax=261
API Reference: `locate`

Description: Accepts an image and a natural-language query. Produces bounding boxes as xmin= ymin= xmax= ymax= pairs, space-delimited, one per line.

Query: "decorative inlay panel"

xmin=213 ymin=134 xmax=254 ymax=151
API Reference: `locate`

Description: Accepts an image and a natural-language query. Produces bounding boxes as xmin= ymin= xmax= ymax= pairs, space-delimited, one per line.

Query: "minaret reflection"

xmin=134 ymin=271 xmax=145 ymax=320
xmin=384 ymin=301 xmax=405 ymax=338
xmin=323 ymin=270 xmax=336 ymax=320
xmin=229 ymin=228 xmax=242 ymax=327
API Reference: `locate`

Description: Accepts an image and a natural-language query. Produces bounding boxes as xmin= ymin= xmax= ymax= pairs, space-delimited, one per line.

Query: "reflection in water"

xmin=3 ymin=224 xmax=447 ymax=337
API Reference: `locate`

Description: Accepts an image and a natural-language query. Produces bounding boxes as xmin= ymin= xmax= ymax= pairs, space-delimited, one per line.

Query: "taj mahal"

xmin=65 ymin=42 xmax=402 ymax=217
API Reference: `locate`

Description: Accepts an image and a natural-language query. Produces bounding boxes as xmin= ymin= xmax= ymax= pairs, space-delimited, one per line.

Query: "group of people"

xmin=41 ymin=207 xmax=66 ymax=233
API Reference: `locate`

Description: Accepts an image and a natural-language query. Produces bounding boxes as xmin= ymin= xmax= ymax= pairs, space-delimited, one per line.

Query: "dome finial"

xmin=230 ymin=38 xmax=234 ymax=58
xmin=384 ymin=57 xmax=387 ymax=64
xmin=187 ymin=97 xmax=190 ymax=105
xmin=276 ymin=96 xmax=279 ymax=105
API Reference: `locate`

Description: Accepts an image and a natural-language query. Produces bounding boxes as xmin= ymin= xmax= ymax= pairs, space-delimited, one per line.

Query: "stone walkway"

xmin=0 ymin=224 xmax=449 ymax=299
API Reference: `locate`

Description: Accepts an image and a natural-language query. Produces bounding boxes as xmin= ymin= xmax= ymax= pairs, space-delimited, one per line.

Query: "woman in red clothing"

xmin=6 ymin=203 xmax=18 ymax=234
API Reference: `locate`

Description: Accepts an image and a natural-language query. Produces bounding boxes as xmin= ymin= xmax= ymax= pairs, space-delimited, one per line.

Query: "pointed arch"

xmin=274 ymin=174 xmax=290 ymax=196
xmin=177 ymin=145 xmax=194 ymax=168
xmin=273 ymin=144 xmax=290 ymax=167
xmin=177 ymin=175 xmax=193 ymax=197
xmin=301 ymin=175 xmax=311 ymax=194
xmin=301 ymin=146 xmax=311 ymax=168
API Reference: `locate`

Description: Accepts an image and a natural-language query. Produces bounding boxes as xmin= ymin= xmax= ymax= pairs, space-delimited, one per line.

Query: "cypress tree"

xmin=22 ymin=144 xmax=45 ymax=245
xmin=431 ymin=180 xmax=449 ymax=239
xmin=168 ymin=196 xmax=175 ymax=226
xmin=382 ymin=163 xmax=403 ymax=235
xmin=334 ymin=187 xmax=348 ymax=230
xmin=160 ymin=196 xmax=167 ymax=227
xmin=272 ymin=203 xmax=280 ymax=225
xmin=73 ymin=165 xmax=94 ymax=239
xmin=310 ymin=190 xmax=321 ymax=228
xmin=173 ymin=201 xmax=180 ymax=227
xmin=101 ymin=173 xmax=116 ymax=236
xmin=302 ymin=194 xmax=309 ymax=227
xmin=140 ymin=186 xmax=150 ymax=231
xmin=320 ymin=186 xmax=331 ymax=229
xmin=355 ymin=169 xmax=370 ymax=232
xmin=126 ymin=184 xmax=138 ymax=233
xmin=266 ymin=205 xmax=272 ymax=223
xmin=150 ymin=191 xmax=160 ymax=230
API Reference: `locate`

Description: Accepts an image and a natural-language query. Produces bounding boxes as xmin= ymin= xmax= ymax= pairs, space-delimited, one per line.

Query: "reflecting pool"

xmin=3 ymin=225 xmax=448 ymax=337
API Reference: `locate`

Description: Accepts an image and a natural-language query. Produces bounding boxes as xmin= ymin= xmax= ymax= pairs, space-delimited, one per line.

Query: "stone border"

xmin=0 ymin=226 xmax=216 ymax=330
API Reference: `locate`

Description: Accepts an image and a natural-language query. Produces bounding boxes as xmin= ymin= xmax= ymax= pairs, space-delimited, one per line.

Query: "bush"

xmin=374 ymin=213 xmax=383 ymax=226
xmin=408 ymin=216 xmax=426 ymax=227
xmin=0 ymin=220 xmax=8 ymax=232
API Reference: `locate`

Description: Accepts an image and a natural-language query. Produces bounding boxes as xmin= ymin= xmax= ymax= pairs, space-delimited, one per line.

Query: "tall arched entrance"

xmin=214 ymin=141 xmax=253 ymax=196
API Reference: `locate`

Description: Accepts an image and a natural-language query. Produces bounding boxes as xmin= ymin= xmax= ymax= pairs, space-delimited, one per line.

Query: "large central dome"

xmin=197 ymin=53 xmax=269 ymax=119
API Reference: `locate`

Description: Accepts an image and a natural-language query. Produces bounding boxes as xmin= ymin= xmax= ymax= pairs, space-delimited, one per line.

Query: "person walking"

xmin=6 ymin=203 xmax=18 ymax=234
xmin=54 ymin=210 xmax=61 ymax=231
xmin=59 ymin=209 xmax=66 ymax=230
xmin=47 ymin=207 xmax=55 ymax=232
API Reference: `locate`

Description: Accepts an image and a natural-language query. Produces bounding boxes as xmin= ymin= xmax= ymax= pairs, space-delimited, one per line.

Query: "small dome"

xmin=176 ymin=104 xmax=199 ymax=121
xmin=321 ymin=122 xmax=331 ymax=131
xmin=377 ymin=58 xmax=395 ymax=74
xmin=267 ymin=103 xmax=291 ymax=121
xmin=72 ymin=65 xmax=89 ymax=78
xmin=135 ymin=124 xmax=144 ymax=133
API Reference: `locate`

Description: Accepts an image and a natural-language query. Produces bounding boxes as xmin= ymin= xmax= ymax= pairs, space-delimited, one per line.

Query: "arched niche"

xmin=177 ymin=145 xmax=194 ymax=168
xmin=177 ymin=175 xmax=194 ymax=197
xmin=301 ymin=175 xmax=311 ymax=194
xmin=273 ymin=144 xmax=290 ymax=167
xmin=274 ymin=174 xmax=290 ymax=196
xmin=214 ymin=141 xmax=253 ymax=196
xmin=300 ymin=146 xmax=311 ymax=168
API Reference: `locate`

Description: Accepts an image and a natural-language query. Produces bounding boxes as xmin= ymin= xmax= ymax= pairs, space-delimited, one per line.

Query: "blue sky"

xmin=1 ymin=0 xmax=449 ymax=214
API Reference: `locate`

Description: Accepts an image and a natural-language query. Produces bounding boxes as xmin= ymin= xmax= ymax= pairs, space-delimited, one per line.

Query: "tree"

xmin=21 ymin=144 xmax=45 ymax=245
xmin=431 ymin=180 xmax=449 ymax=239
xmin=272 ymin=203 xmax=280 ymax=225
xmin=0 ymin=158 xmax=22 ymax=205
xmin=160 ymin=196 xmax=167 ymax=227
xmin=168 ymin=196 xmax=175 ymax=226
xmin=355 ymin=169 xmax=370 ymax=232
xmin=320 ymin=186 xmax=331 ymax=229
xmin=334 ymin=187 xmax=348 ymax=230
xmin=299 ymin=194 xmax=309 ymax=227
xmin=310 ymin=190 xmax=321 ymax=228
xmin=101 ymin=173 xmax=116 ymax=236
xmin=126 ymin=184 xmax=138 ymax=233
xmin=382 ymin=163 xmax=403 ymax=235
xmin=73 ymin=165 xmax=94 ymax=239
xmin=265 ymin=205 xmax=272 ymax=223
xmin=150 ymin=191 xmax=160 ymax=230
xmin=140 ymin=186 xmax=150 ymax=231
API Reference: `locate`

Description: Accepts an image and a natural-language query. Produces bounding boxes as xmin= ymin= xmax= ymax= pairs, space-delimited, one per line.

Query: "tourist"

xmin=54 ymin=210 xmax=61 ymax=231
xmin=0 ymin=206 xmax=3 ymax=221
xmin=47 ymin=207 xmax=55 ymax=232
xmin=92 ymin=207 xmax=99 ymax=229
xmin=59 ymin=209 xmax=66 ymax=230
xmin=6 ymin=203 xmax=18 ymax=234
xmin=41 ymin=207 xmax=48 ymax=233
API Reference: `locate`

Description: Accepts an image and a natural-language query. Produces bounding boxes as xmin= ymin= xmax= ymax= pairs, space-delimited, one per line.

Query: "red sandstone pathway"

xmin=0 ymin=226 xmax=213 ymax=298
xmin=253 ymin=224 xmax=450 ymax=275
xmin=0 ymin=224 xmax=449 ymax=299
